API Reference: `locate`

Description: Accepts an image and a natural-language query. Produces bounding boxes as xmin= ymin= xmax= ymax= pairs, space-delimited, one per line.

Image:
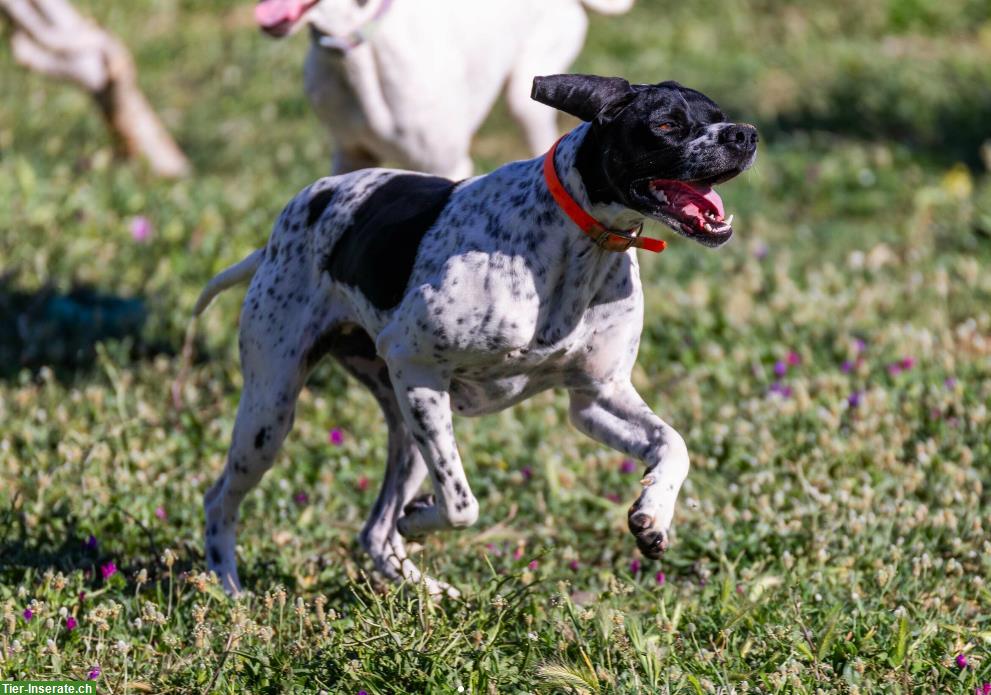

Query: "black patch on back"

xmin=324 ymin=174 xmax=456 ymax=310
xmin=307 ymin=187 xmax=336 ymax=226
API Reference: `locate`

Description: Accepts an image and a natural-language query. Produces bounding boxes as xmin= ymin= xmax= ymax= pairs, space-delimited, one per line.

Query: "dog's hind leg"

xmin=328 ymin=328 xmax=459 ymax=597
xmin=203 ymin=297 xmax=309 ymax=595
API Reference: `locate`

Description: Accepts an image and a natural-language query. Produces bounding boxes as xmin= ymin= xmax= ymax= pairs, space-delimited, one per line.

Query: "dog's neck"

xmin=557 ymin=124 xmax=645 ymax=232
xmin=529 ymin=125 xmax=641 ymax=344
xmin=307 ymin=0 xmax=391 ymax=46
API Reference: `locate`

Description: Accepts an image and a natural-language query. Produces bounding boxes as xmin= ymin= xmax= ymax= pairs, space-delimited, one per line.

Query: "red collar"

xmin=543 ymin=136 xmax=666 ymax=254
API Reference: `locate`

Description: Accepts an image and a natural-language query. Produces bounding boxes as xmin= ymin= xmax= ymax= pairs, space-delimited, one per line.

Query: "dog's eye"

xmin=655 ymin=122 xmax=675 ymax=133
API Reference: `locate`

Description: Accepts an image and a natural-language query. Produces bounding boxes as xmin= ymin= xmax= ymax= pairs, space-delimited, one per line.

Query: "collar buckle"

xmin=594 ymin=223 xmax=644 ymax=251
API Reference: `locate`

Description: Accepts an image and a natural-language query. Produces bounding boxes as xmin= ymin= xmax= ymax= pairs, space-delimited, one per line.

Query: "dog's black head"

xmin=532 ymin=74 xmax=757 ymax=247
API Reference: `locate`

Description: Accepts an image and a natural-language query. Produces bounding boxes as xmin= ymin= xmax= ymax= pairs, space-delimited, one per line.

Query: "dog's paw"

xmin=628 ymin=509 xmax=670 ymax=559
xmin=398 ymin=493 xmax=436 ymax=540
xmin=403 ymin=493 xmax=435 ymax=517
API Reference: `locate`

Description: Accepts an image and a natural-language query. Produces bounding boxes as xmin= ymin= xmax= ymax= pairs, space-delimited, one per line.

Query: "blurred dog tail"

xmin=173 ymin=248 xmax=263 ymax=410
xmin=580 ymin=0 xmax=634 ymax=15
xmin=192 ymin=248 xmax=264 ymax=316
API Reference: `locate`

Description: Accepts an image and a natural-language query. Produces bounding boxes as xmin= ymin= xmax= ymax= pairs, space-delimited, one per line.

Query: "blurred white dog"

xmin=254 ymin=0 xmax=634 ymax=177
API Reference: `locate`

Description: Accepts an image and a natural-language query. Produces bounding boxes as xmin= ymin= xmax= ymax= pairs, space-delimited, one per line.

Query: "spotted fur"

xmin=198 ymin=76 xmax=756 ymax=597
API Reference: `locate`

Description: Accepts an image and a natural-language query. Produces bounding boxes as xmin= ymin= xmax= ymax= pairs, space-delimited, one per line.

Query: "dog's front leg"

xmin=389 ymin=364 xmax=480 ymax=540
xmin=568 ymin=380 xmax=690 ymax=559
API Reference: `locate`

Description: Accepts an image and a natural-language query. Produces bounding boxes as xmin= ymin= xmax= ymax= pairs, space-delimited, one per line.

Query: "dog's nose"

xmin=720 ymin=123 xmax=758 ymax=152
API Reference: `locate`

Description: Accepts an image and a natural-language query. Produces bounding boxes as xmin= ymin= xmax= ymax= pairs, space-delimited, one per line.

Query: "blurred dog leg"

xmin=1 ymin=0 xmax=190 ymax=177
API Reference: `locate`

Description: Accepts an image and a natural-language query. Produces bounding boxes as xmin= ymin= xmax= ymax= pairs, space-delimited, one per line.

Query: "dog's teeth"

xmin=725 ymin=214 xmax=734 ymax=226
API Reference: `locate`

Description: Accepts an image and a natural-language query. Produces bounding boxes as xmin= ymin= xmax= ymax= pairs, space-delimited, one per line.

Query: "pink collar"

xmin=313 ymin=0 xmax=395 ymax=53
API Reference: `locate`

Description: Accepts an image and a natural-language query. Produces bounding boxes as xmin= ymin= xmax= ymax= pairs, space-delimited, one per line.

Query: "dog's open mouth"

xmin=648 ymin=179 xmax=733 ymax=244
xmin=255 ymin=0 xmax=318 ymax=37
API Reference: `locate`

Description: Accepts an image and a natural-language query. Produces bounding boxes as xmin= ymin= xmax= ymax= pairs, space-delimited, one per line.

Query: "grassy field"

xmin=2 ymin=0 xmax=991 ymax=692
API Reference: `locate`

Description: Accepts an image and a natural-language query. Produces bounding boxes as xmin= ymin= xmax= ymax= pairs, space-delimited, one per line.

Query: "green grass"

xmin=2 ymin=0 xmax=991 ymax=692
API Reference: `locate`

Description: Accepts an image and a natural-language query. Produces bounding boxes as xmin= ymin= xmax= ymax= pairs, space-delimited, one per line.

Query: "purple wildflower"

xmin=976 ymin=683 xmax=991 ymax=695
xmin=358 ymin=691 xmax=368 ymax=695
xmin=23 ymin=608 xmax=33 ymax=621
xmin=655 ymin=571 xmax=666 ymax=586
xmin=786 ymin=351 xmax=801 ymax=367
xmin=847 ymin=391 xmax=862 ymax=409
xmin=87 ymin=666 xmax=101 ymax=680
xmin=854 ymin=338 xmax=867 ymax=354
xmin=956 ymin=653 xmax=969 ymax=669
xmin=527 ymin=560 xmax=538 ymax=571
xmin=66 ymin=616 xmax=78 ymax=631
xmin=520 ymin=466 xmax=533 ymax=482
xmin=84 ymin=534 xmax=98 ymax=551
xmin=329 ymin=427 xmax=344 ymax=446
xmin=629 ymin=558 xmax=641 ymax=575
xmin=841 ymin=360 xmax=855 ymax=374
xmin=293 ymin=491 xmax=309 ymax=506
xmin=769 ymin=381 xmax=792 ymax=398
xmin=129 ymin=216 xmax=152 ymax=243
xmin=899 ymin=357 xmax=915 ymax=370
xmin=753 ymin=241 xmax=769 ymax=260
xmin=619 ymin=458 xmax=637 ymax=474
xmin=100 ymin=562 xmax=117 ymax=580
xmin=568 ymin=560 xmax=580 ymax=572
xmin=773 ymin=361 xmax=787 ymax=377
xmin=605 ymin=492 xmax=621 ymax=503
xmin=154 ymin=506 xmax=166 ymax=520
xmin=945 ymin=377 xmax=957 ymax=389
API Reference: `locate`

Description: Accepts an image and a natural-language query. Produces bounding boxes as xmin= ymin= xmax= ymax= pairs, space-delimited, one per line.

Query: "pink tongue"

xmin=690 ymin=184 xmax=725 ymax=219
xmin=255 ymin=0 xmax=305 ymax=28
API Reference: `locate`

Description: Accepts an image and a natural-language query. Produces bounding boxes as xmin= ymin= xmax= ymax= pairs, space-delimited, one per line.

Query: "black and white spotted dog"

xmin=193 ymin=74 xmax=757 ymax=597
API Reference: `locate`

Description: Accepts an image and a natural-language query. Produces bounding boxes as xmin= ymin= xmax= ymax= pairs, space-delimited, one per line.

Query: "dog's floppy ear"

xmin=531 ymin=74 xmax=634 ymax=123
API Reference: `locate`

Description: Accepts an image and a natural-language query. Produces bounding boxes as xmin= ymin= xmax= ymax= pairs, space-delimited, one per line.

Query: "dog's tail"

xmin=192 ymin=248 xmax=264 ymax=316
xmin=173 ymin=248 xmax=263 ymax=411
xmin=580 ymin=0 xmax=634 ymax=15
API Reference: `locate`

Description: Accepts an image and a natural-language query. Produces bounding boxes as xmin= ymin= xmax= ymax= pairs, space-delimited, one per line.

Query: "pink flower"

xmin=629 ymin=558 xmax=641 ymax=575
xmin=520 ymin=466 xmax=533 ymax=482
xmin=23 ymin=608 xmax=33 ymax=621
xmin=955 ymin=653 xmax=968 ymax=669
xmin=66 ymin=616 xmax=78 ymax=631
xmin=604 ymin=492 xmax=621 ymax=503
xmin=976 ymin=684 xmax=991 ymax=695
xmin=356 ymin=476 xmax=369 ymax=492
xmin=293 ymin=491 xmax=309 ymax=506
xmin=899 ymin=357 xmax=915 ymax=370
xmin=328 ymin=428 xmax=344 ymax=446
xmin=87 ymin=666 xmax=101 ymax=680
xmin=568 ymin=560 xmax=580 ymax=572
xmin=655 ymin=571 xmax=666 ymax=586
xmin=619 ymin=459 xmax=637 ymax=474
xmin=786 ymin=351 xmax=801 ymax=366
xmin=154 ymin=506 xmax=166 ymax=520
xmin=100 ymin=562 xmax=117 ymax=580
xmin=512 ymin=546 xmax=524 ymax=561
xmin=840 ymin=360 xmax=855 ymax=373
xmin=527 ymin=560 xmax=538 ymax=571
xmin=129 ymin=216 xmax=152 ymax=243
